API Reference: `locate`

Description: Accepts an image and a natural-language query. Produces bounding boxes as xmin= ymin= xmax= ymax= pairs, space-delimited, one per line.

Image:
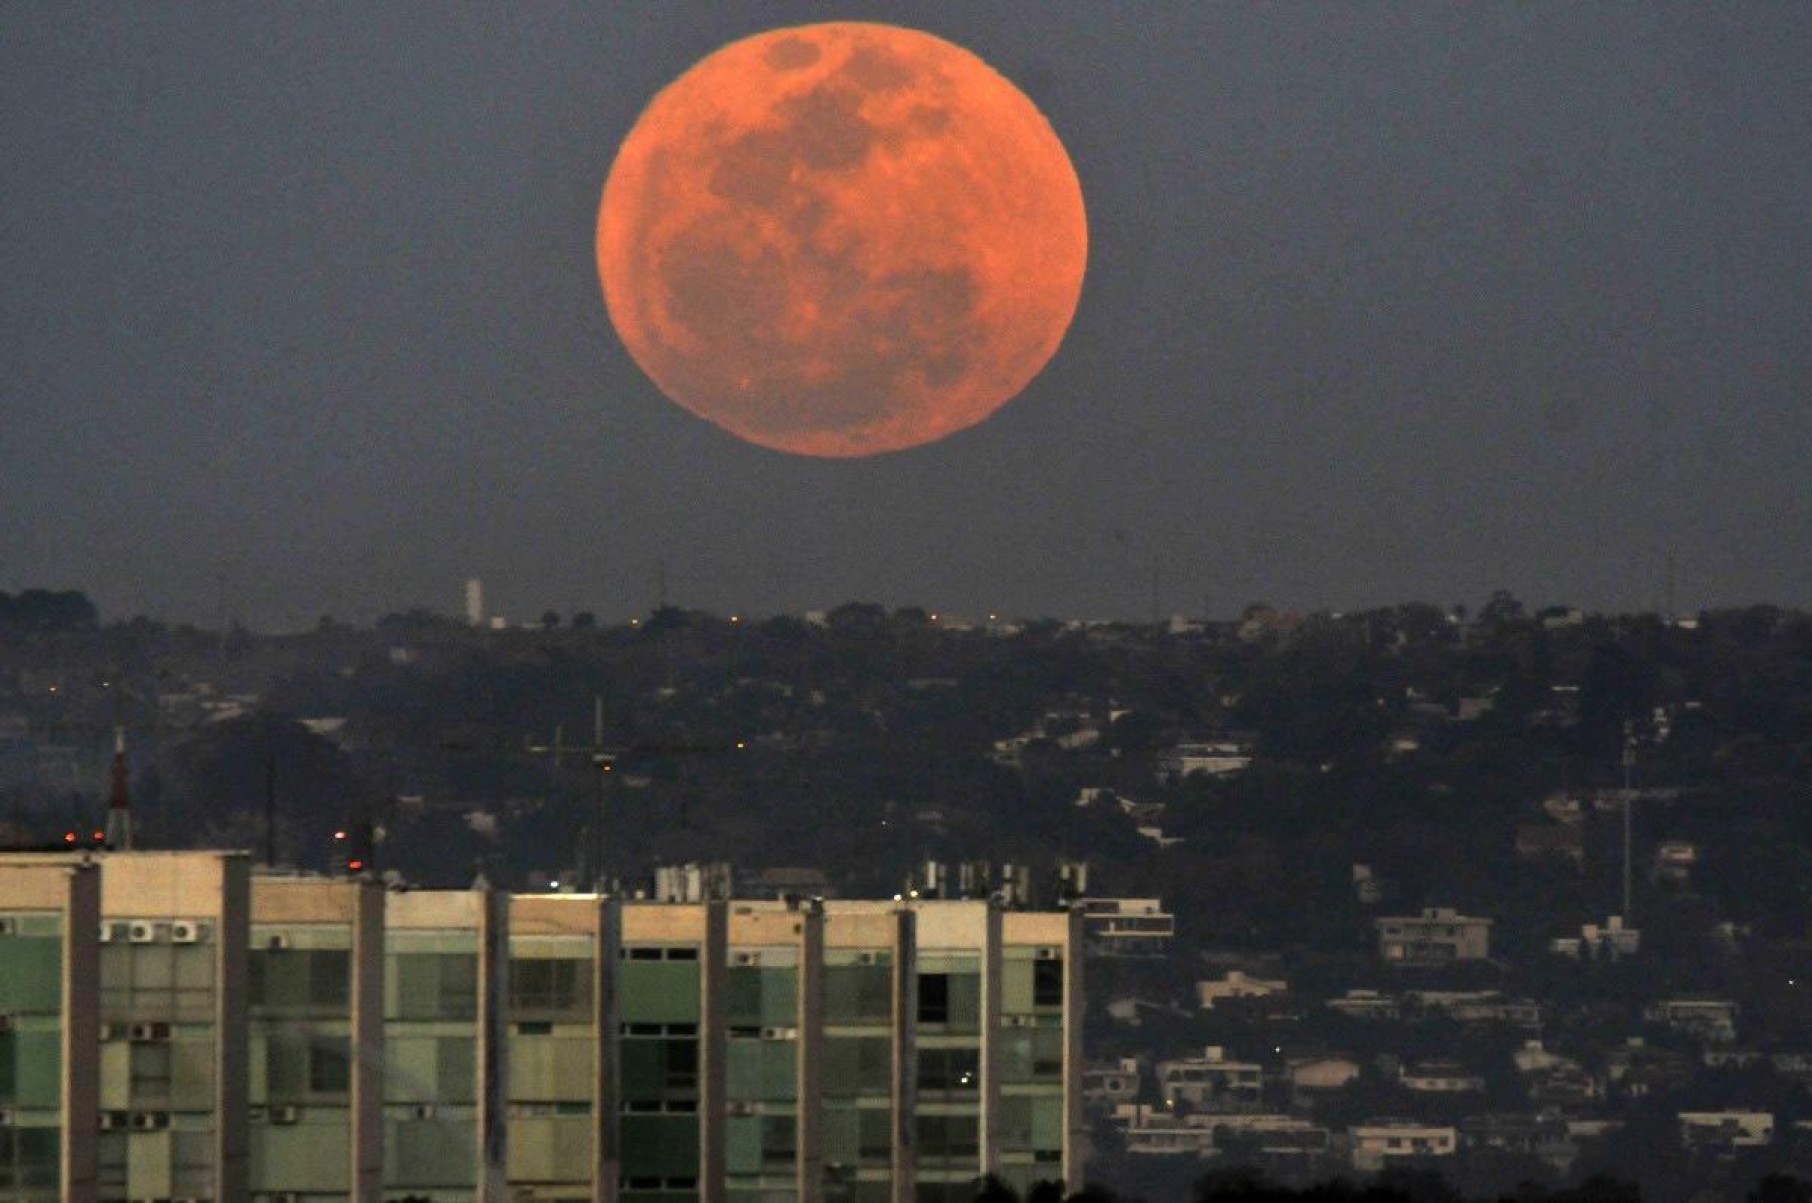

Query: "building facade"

xmin=0 ymin=853 xmax=1083 ymax=1203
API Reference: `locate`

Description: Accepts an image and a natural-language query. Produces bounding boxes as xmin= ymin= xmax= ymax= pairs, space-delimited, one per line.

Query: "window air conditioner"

xmin=411 ymin=1103 xmax=436 ymax=1120
xmin=270 ymin=1105 xmax=299 ymax=1125
xmin=170 ymin=921 xmax=206 ymax=944
xmin=128 ymin=921 xmax=157 ymax=944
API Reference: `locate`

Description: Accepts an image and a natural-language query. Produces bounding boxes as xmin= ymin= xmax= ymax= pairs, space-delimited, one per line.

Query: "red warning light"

xmin=92 ymin=830 xmax=106 ymax=843
xmin=348 ymin=859 xmax=365 ymax=872
xmin=63 ymin=831 xmax=77 ymax=844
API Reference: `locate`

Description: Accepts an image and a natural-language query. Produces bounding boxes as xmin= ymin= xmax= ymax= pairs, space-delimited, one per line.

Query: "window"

xmin=391 ymin=953 xmax=478 ymax=1022
xmin=917 ymin=1046 xmax=979 ymax=1093
xmin=1032 ymin=959 xmax=1063 ymax=1008
xmin=917 ymin=974 xmax=948 ymax=1025
xmin=510 ymin=957 xmax=590 ymax=1017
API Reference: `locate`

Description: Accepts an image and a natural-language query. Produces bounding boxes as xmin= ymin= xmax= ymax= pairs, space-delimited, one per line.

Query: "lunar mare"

xmin=597 ymin=22 xmax=1088 ymax=457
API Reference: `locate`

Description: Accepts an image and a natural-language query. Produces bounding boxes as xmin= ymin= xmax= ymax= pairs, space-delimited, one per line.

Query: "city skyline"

xmin=4 ymin=5 xmax=1808 ymax=630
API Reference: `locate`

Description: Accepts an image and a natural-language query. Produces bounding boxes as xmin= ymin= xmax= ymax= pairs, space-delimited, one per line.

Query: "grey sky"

xmin=3 ymin=3 xmax=1807 ymax=628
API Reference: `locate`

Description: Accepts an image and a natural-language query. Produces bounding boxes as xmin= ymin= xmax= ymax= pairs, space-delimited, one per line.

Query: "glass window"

xmin=1033 ymin=959 xmax=1063 ymax=1008
xmin=391 ymin=953 xmax=477 ymax=1022
xmin=310 ymin=1036 xmax=352 ymax=1094
xmin=917 ymin=974 xmax=948 ymax=1025
xmin=824 ymin=1036 xmax=891 ymax=1097
xmin=823 ymin=964 xmax=892 ymax=1024
xmin=510 ymin=957 xmax=591 ymax=1018
xmin=917 ymin=1047 xmax=979 ymax=1094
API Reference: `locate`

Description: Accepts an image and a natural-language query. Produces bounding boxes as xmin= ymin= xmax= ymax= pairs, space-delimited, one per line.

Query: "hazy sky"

xmin=4 ymin=4 xmax=1807 ymax=629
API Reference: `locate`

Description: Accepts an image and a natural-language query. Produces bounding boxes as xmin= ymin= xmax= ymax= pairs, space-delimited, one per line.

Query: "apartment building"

xmin=0 ymin=852 xmax=1084 ymax=1203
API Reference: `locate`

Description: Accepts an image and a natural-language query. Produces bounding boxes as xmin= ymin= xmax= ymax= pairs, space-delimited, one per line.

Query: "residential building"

xmin=1074 ymin=899 xmax=1173 ymax=958
xmin=1156 ymin=1047 xmax=1263 ymax=1113
xmin=248 ymin=873 xmax=385 ymax=1202
xmin=0 ymin=859 xmax=99 ymax=1203
xmin=1194 ymin=972 xmax=1286 ymax=1012
xmin=1643 ymin=999 xmax=1739 ymax=1043
xmin=0 ymin=853 xmax=1084 ymax=1203
xmin=1375 ymin=909 xmax=1492 ymax=965
xmin=1678 ymin=1111 xmax=1773 ymax=1150
xmin=1349 ymin=1121 xmax=1458 ymax=1170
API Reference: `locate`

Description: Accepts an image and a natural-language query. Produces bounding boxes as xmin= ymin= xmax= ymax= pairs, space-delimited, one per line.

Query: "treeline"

xmin=975 ymin=1169 xmax=1811 ymax=1203
xmin=0 ymin=588 xmax=97 ymax=631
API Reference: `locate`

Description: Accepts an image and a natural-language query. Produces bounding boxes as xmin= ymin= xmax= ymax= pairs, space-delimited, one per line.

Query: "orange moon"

xmin=596 ymin=22 xmax=1087 ymax=457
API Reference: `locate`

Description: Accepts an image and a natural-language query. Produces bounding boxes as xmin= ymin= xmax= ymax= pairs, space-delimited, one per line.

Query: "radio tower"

xmin=105 ymin=726 xmax=134 ymax=850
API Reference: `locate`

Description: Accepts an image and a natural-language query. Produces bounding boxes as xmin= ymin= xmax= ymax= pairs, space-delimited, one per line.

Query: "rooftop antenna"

xmin=104 ymin=726 xmax=134 ymax=850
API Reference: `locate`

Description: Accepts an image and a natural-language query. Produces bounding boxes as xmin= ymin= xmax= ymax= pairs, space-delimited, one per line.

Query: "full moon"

xmin=597 ymin=22 xmax=1088 ymax=457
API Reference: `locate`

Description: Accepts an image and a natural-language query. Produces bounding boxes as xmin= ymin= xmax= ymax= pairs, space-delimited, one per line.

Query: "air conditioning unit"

xmin=265 ymin=934 xmax=290 ymax=951
xmin=128 ymin=921 xmax=157 ymax=944
xmin=1036 ymin=946 xmax=1060 ymax=960
xmin=98 ymin=1023 xmax=120 ymax=1041
xmin=170 ymin=921 xmax=207 ymax=944
xmin=129 ymin=1111 xmax=170 ymax=1130
xmin=0 ymin=1015 xmax=15 ymax=1033
xmin=1005 ymin=1015 xmax=1034 ymax=1028
xmin=270 ymin=1105 xmax=300 ymax=1125
xmin=265 ymin=1194 xmax=300 ymax=1203
xmin=0 ymin=917 xmax=16 ymax=936
xmin=98 ymin=921 xmax=124 ymax=943
xmin=727 ymin=1100 xmax=755 ymax=1116
xmin=856 ymin=951 xmax=880 ymax=965
xmin=99 ymin=1111 xmax=128 ymax=1130
xmin=760 ymin=1026 xmax=797 ymax=1041
xmin=733 ymin=951 xmax=760 ymax=966
xmin=0 ymin=1108 xmax=15 ymax=1127
xmin=410 ymin=1104 xmax=436 ymax=1120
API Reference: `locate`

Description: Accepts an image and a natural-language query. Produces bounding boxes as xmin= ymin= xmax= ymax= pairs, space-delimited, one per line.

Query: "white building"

xmin=1350 ymin=1121 xmax=1458 ymax=1170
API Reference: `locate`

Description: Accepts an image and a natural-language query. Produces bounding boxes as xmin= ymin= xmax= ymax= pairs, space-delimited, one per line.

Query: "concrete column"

xmin=477 ymin=886 xmax=511 ymax=1201
xmin=350 ymin=878 xmax=386 ymax=1203
xmin=594 ymin=897 xmax=622 ymax=1203
xmin=978 ymin=901 xmax=1004 ymax=1178
xmin=215 ymin=855 xmax=251 ymax=1203
xmin=61 ymin=863 xmax=101 ymax=1203
xmin=890 ymin=907 xmax=916 ymax=1203
xmin=1062 ymin=907 xmax=1087 ymax=1194
xmin=699 ymin=900 xmax=728 ymax=1203
xmin=796 ymin=901 xmax=825 ymax=1203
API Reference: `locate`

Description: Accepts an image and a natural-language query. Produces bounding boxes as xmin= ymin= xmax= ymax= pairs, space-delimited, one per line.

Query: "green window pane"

xmin=823 ymin=965 xmax=891 ymax=1023
xmin=621 ymin=1115 xmax=699 ymax=1178
xmin=620 ymin=964 xmax=700 ymax=1024
xmin=0 ymin=938 xmax=60 ymax=1012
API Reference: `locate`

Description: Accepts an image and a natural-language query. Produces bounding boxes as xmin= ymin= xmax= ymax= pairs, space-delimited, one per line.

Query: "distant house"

xmin=1196 ymin=970 xmax=1289 ymax=1011
xmin=1400 ymin=1061 xmax=1485 ymax=1095
xmin=1077 ymin=898 xmax=1175 ymax=958
xmin=1349 ymin=1121 xmax=1458 ymax=1170
xmin=1288 ymin=1056 xmax=1361 ymax=1101
xmin=1375 ymin=907 xmax=1492 ymax=964
xmin=1161 ymin=739 xmax=1253 ymax=780
xmin=1550 ymin=915 xmax=1640 ymax=961
xmin=1653 ymin=841 xmax=1697 ymax=884
xmin=1327 ymin=990 xmax=1400 ymax=1021
xmin=1678 ymin=1111 xmax=1774 ymax=1150
xmin=1459 ymin=1114 xmax=1577 ymax=1174
xmin=1112 ymin=1105 xmax=1216 ymax=1157
xmin=1644 ymin=998 xmax=1739 ymax=1043
xmin=1084 ymin=1058 xmax=1143 ymax=1108
xmin=1516 ymin=823 xmax=1585 ymax=868
xmin=1157 ymin=1046 xmax=1265 ymax=1113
